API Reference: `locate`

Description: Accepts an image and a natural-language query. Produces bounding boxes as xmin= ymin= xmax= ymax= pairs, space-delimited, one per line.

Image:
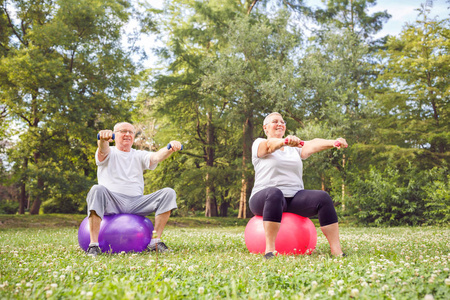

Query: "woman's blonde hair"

xmin=263 ymin=112 xmax=282 ymax=125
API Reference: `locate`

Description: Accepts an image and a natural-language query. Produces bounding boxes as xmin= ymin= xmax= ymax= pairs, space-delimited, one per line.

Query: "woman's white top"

xmin=250 ymin=138 xmax=304 ymax=199
xmin=95 ymin=147 xmax=158 ymax=196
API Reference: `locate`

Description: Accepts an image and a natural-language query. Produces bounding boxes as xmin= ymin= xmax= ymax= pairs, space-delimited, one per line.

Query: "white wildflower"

xmin=350 ymin=288 xmax=359 ymax=298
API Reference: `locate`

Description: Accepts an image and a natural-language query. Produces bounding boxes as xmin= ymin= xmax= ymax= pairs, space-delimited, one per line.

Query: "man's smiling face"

xmin=114 ymin=123 xmax=135 ymax=152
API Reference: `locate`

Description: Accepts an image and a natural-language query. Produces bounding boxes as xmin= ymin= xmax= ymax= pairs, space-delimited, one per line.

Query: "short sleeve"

xmin=251 ymin=138 xmax=266 ymax=167
xmin=95 ymin=148 xmax=111 ymax=166
xmin=295 ymin=147 xmax=305 ymax=160
xmin=141 ymin=151 xmax=158 ymax=170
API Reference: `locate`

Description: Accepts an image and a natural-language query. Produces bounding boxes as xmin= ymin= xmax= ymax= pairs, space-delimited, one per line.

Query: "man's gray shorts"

xmin=86 ymin=185 xmax=177 ymax=219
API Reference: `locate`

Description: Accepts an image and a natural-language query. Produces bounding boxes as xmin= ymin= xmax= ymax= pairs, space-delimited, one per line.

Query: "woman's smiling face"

xmin=264 ymin=114 xmax=286 ymax=139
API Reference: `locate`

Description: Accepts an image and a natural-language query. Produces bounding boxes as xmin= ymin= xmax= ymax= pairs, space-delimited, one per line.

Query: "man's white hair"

xmin=263 ymin=112 xmax=282 ymax=125
xmin=114 ymin=122 xmax=135 ymax=132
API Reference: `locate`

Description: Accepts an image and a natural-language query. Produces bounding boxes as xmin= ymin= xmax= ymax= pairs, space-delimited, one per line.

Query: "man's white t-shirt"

xmin=95 ymin=147 xmax=158 ymax=196
xmin=250 ymin=138 xmax=304 ymax=199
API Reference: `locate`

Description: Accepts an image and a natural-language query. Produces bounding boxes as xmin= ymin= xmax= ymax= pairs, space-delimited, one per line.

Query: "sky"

xmin=141 ymin=0 xmax=449 ymax=68
xmin=149 ymin=0 xmax=449 ymax=37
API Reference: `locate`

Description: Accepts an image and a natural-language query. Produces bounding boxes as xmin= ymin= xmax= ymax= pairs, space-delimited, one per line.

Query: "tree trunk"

xmin=321 ymin=173 xmax=325 ymax=191
xmin=341 ymin=154 xmax=346 ymax=211
xmin=205 ymin=172 xmax=218 ymax=217
xmin=238 ymin=174 xmax=247 ymax=218
xmin=219 ymin=201 xmax=229 ymax=217
xmin=238 ymin=116 xmax=254 ymax=219
xmin=29 ymin=151 xmax=42 ymax=215
xmin=18 ymin=158 xmax=28 ymax=214
xmin=247 ymin=0 xmax=259 ymax=14
xmin=204 ymin=112 xmax=218 ymax=217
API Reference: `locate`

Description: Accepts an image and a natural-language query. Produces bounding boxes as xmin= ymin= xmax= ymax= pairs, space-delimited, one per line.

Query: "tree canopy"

xmin=1 ymin=0 xmax=448 ymax=225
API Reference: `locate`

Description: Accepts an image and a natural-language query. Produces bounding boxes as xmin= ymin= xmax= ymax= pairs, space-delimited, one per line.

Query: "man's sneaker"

xmin=264 ymin=252 xmax=275 ymax=260
xmin=148 ymin=242 xmax=173 ymax=253
xmin=86 ymin=245 xmax=101 ymax=257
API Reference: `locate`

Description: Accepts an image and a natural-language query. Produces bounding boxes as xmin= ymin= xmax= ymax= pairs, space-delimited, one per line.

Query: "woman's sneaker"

xmin=86 ymin=245 xmax=102 ymax=257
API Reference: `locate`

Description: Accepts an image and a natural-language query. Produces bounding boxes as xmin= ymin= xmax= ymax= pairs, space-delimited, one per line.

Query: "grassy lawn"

xmin=0 ymin=215 xmax=449 ymax=299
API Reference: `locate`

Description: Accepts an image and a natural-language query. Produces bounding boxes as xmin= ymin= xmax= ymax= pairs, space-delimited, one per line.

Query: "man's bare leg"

xmin=89 ymin=210 xmax=101 ymax=244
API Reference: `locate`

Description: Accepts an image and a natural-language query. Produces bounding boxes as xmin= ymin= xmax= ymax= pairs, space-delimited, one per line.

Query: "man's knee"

xmin=88 ymin=184 xmax=108 ymax=195
xmin=162 ymin=187 xmax=176 ymax=200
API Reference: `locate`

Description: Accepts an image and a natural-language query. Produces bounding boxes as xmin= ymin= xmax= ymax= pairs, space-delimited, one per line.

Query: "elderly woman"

xmin=249 ymin=112 xmax=347 ymax=259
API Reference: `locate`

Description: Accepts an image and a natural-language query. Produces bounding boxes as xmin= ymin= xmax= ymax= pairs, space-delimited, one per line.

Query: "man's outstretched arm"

xmin=149 ymin=140 xmax=183 ymax=166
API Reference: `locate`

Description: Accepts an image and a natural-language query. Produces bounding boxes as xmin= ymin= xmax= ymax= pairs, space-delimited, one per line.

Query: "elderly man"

xmin=86 ymin=122 xmax=182 ymax=257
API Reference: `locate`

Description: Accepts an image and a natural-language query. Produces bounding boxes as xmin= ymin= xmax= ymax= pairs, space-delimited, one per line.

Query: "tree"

xmin=139 ymin=0 xmax=244 ymax=217
xmin=200 ymin=10 xmax=303 ymax=218
xmin=375 ymin=4 xmax=450 ymax=154
xmin=141 ymin=1 xmax=304 ymax=218
xmin=306 ymin=0 xmax=391 ymax=39
xmin=0 ymin=0 xmax=138 ymax=214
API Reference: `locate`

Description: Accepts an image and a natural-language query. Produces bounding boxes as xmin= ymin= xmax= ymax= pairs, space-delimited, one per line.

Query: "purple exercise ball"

xmin=78 ymin=214 xmax=154 ymax=253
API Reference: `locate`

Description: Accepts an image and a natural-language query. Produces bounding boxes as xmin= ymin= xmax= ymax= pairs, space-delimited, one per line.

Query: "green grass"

xmin=0 ymin=214 xmax=251 ymax=229
xmin=0 ymin=215 xmax=449 ymax=299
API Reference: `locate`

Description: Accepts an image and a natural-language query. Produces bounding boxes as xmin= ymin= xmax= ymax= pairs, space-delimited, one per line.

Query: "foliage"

xmin=374 ymin=5 xmax=450 ymax=153
xmin=346 ymin=164 xmax=450 ymax=226
xmin=423 ymin=167 xmax=450 ymax=225
xmin=0 ymin=0 xmax=139 ymax=213
xmin=141 ymin=1 xmax=304 ymax=217
xmin=0 ymin=223 xmax=449 ymax=299
xmin=0 ymin=200 xmax=19 ymax=214
xmin=0 ymin=0 xmax=448 ymax=226
xmin=305 ymin=0 xmax=391 ymax=39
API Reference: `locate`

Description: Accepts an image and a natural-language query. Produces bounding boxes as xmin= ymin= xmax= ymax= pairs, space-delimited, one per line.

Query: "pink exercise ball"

xmin=244 ymin=212 xmax=317 ymax=255
xmin=78 ymin=214 xmax=154 ymax=254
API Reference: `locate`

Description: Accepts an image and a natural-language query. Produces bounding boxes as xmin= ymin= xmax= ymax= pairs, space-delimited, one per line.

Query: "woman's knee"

xmin=264 ymin=187 xmax=284 ymax=202
xmin=249 ymin=187 xmax=283 ymax=216
xmin=315 ymin=190 xmax=334 ymax=207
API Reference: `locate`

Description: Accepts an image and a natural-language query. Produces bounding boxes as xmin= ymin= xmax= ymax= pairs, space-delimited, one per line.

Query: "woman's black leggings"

xmin=249 ymin=187 xmax=338 ymax=226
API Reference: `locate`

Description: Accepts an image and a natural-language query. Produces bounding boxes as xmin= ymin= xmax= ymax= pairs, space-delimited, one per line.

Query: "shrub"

xmin=423 ymin=167 xmax=449 ymax=225
xmin=0 ymin=200 xmax=19 ymax=214
xmin=347 ymin=165 xmax=428 ymax=226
